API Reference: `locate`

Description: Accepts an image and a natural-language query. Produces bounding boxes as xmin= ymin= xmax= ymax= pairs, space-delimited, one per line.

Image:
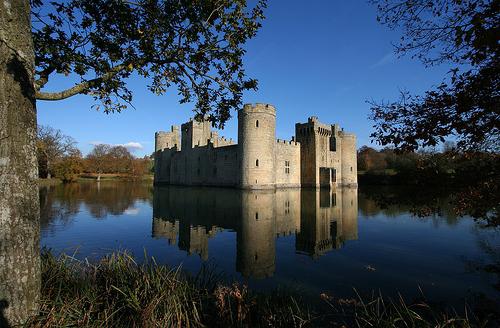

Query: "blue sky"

xmin=37 ymin=1 xmax=452 ymax=157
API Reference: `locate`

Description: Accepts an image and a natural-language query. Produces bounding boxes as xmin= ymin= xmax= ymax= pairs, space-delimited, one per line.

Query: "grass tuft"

xmin=27 ymin=251 xmax=493 ymax=327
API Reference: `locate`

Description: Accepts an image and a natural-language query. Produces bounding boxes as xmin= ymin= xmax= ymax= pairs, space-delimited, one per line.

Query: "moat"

xmin=39 ymin=181 xmax=499 ymax=308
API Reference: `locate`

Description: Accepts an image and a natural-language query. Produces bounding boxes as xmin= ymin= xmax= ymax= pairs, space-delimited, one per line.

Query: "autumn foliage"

xmin=37 ymin=125 xmax=151 ymax=182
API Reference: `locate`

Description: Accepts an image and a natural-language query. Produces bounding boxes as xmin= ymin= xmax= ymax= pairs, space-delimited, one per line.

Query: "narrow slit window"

xmin=330 ymin=136 xmax=336 ymax=151
xmin=256 ymin=159 xmax=259 ymax=167
xmin=256 ymin=120 xmax=259 ymax=127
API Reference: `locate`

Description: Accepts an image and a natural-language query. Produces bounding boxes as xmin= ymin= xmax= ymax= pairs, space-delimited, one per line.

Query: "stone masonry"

xmin=154 ymin=103 xmax=357 ymax=189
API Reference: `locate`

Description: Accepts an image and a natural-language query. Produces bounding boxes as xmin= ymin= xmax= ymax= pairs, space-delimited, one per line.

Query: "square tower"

xmin=295 ymin=117 xmax=343 ymax=188
xmin=181 ymin=119 xmax=212 ymax=150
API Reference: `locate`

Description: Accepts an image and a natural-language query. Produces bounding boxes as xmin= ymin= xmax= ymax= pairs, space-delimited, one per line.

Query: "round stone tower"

xmin=340 ymin=133 xmax=357 ymax=186
xmin=155 ymin=132 xmax=168 ymax=152
xmin=238 ymin=103 xmax=276 ymax=189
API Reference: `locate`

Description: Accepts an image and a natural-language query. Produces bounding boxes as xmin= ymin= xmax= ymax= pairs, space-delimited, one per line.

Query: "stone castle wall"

xmin=275 ymin=139 xmax=301 ymax=188
xmin=154 ymin=147 xmax=177 ymax=184
xmin=154 ymin=103 xmax=357 ymax=189
xmin=167 ymin=144 xmax=239 ymax=187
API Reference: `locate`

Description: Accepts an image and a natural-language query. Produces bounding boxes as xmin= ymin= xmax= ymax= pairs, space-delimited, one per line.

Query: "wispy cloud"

xmin=88 ymin=141 xmax=144 ymax=152
xmin=119 ymin=142 xmax=144 ymax=151
xmin=370 ymin=52 xmax=396 ymax=69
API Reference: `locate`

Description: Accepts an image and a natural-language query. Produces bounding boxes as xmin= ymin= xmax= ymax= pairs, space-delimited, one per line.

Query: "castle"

xmin=154 ymin=103 xmax=357 ymax=188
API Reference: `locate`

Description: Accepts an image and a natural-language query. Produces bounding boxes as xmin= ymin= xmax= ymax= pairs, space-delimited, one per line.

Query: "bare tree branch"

xmin=35 ymin=64 xmax=127 ymax=101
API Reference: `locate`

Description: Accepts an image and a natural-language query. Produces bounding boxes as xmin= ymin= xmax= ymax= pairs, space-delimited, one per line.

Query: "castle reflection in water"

xmin=152 ymin=187 xmax=358 ymax=279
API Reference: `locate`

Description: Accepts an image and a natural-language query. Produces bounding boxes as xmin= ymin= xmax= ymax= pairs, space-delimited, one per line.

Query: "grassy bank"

xmin=79 ymin=173 xmax=154 ymax=181
xmin=25 ymin=252 xmax=492 ymax=328
xmin=38 ymin=174 xmax=153 ymax=184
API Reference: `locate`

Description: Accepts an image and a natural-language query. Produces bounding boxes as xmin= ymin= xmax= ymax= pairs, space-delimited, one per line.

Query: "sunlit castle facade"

xmin=154 ymin=103 xmax=357 ymax=189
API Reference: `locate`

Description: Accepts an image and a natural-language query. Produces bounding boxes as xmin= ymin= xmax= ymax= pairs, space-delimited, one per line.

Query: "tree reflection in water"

xmin=359 ymin=185 xmax=500 ymax=310
xmin=39 ymin=181 xmax=153 ymax=233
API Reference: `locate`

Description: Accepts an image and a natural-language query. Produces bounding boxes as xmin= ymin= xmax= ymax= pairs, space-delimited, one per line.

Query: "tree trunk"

xmin=0 ymin=0 xmax=41 ymax=326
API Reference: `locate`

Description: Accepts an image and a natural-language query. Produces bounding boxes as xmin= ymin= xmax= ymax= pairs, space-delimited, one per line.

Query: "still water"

xmin=40 ymin=181 xmax=499 ymax=307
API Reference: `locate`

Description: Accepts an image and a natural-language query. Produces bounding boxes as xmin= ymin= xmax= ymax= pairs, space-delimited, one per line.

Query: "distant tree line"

xmin=357 ymin=144 xmax=499 ymax=225
xmin=86 ymin=144 xmax=152 ymax=181
xmin=37 ymin=125 xmax=152 ymax=182
xmin=358 ymin=143 xmax=498 ymax=184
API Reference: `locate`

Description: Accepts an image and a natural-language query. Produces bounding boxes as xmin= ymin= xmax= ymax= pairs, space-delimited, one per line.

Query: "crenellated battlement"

xmin=339 ymin=131 xmax=356 ymax=139
xmin=276 ymin=138 xmax=300 ymax=147
xmin=241 ymin=103 xmax=276 ymax=116
xmin=155 ymin=144 xmax=179 ymax=155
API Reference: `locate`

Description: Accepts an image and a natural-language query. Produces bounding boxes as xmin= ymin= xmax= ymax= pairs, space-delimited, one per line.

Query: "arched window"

xmin=256 ymin=159 xmax=259 ymax=167
xmin=256 ymin=120 xmax=259 ymax=127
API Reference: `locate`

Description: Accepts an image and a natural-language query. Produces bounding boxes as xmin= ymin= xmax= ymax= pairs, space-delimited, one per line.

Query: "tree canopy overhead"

xmin=368 ymin=0 xmax=499 ymax=152
xmin=31 ymin=0 xmax=267 ymax=126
